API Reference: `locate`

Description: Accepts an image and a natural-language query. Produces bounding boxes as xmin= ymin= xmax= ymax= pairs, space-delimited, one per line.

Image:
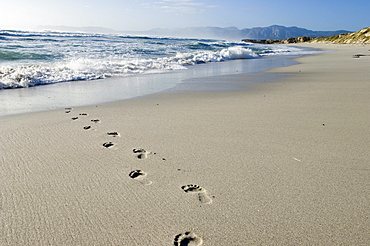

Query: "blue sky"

xmin=1 ymin=0 xmax=369 ymax=31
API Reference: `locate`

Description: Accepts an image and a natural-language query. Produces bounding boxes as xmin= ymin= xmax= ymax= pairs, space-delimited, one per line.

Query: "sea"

xmin=0 ymin=30 xmax=322 ymax=116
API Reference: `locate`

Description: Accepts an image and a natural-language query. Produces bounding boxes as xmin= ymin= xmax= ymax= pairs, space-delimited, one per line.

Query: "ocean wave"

xmin=254 ymin=44 xmax=324 ymax=56
xmin=0 ymin=50 xmax=56 ymax=61
xmin=0 ymin=47 xmax=258 ymax=89
xmin=0 ymin=30 xmax=321 ymax=89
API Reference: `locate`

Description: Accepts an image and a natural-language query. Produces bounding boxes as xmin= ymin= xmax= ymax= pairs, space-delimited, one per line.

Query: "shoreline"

xmin=0 ymin=51 xmax=309 ymax=118
xmin=1 ymin=44 xmax=369 ymax=245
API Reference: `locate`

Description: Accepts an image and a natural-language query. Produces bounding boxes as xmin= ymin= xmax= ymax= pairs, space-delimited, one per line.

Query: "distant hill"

xmin=240 ymin=25 xmax=350 ymax=39
xmin=143 ymin=25 xmax=351 ymax=40
xmin=311 ymin=27 xmax=370 ymax=44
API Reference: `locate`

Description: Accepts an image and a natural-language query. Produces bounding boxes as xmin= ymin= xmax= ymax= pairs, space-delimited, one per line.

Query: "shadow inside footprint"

xmin=174 ymin=231 xmax=203 ymax=246
xmin=91 ymin=119 xmax=100 ymax=123
xmin=133 ymin=148 xmax=147 ymax=153
xmin=83 ymin=126 xmax=92 ymax=130
xmin=107 ymin=132 xmax=120 ymax=137
xmin=103 ymin=142 xmax=114 ymax=148
xmin=129 ymin=170 xmax=152 ymax=185
xmin=181 ymin=184 xmax=212 ymax=204
xmin=133 ymin=148 xmax=150 ymax=159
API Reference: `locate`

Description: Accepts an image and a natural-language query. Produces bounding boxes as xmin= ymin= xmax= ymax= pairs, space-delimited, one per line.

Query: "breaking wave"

xmin=0 ymin=30 xmax=318 ymax=89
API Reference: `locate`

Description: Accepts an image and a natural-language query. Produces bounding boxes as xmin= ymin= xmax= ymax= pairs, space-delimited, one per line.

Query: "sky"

xmin=1 ymin=0 xmax=369 ymax=32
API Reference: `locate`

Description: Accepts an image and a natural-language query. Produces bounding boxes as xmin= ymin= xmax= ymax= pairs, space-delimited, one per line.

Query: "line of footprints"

xmin=65 ymin=108 xmax=210 ymax=245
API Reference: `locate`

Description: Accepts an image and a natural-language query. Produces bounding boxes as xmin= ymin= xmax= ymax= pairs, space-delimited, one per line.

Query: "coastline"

xmin=0 ymin=54 xmax=301 ymax=117
xmin=1 ymin=44 xmax=369 ymax=245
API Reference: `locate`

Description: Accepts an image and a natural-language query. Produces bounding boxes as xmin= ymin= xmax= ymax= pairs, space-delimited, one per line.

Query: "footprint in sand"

xmin=133 ymin=148 xmax=151 ymax=159
xmin=65 ymin=108 xmax=72 ymax=113
xmin=174 ymin=231 xmax=203 ymax=246
xmin=181 ymin=184 xmax=212 ymax=204
xmin=83 ymin=125 xmax=92 ymax=130
xmin=71 ymin=117 xmax=79 ymax=120
xmin=129 ymin=170 xmax=152 ymax=185
xmin=91 ymin=119 xmax=100 ymax=123
xmin=102 ymin=142 xmax=115 ymax=148
xmin=107 ymin=132 xmax=120 ymax=137
xmin=79 ymin=113 xmax=88 ymax=116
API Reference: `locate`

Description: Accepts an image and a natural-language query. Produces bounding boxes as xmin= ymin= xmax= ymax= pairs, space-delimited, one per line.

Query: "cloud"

xmin=162 ymin=0 xmax=202 ymax=5
xmin=153 ymin=0 xmax=216 ymax=14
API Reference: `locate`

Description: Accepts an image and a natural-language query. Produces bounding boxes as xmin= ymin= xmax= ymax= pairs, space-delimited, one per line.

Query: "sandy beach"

xmin=1 ymin=44 xmax=369 ymax=245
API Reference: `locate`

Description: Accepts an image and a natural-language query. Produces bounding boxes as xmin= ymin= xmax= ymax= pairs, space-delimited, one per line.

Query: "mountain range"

xmin=36 ymin=25 xmax=351 ymax=40
xmin=143 ymin=25 xmax=351 ymax=40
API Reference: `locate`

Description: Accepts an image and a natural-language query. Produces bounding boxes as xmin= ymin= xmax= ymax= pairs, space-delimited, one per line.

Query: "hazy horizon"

xmin=1 ymin=0 xmax=369 ymax=32
xmin=33 ymin=24 xmax=353 ymax=33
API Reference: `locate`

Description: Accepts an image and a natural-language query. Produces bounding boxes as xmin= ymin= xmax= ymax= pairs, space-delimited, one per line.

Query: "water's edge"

xmin=0 ymin=53 xmax=306 ymax=117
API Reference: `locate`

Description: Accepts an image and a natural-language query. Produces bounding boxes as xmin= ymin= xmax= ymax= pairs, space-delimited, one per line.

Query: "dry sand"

xmin=1 ymin=44 xmax=369 ymax=245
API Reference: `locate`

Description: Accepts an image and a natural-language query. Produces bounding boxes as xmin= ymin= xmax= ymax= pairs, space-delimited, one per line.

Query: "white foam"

xmin=256 ymin=44 xmax=325 ymax=56
xmin=0 ymin=47 xmax=260 ymax=89
xmin=221 ymin=46 xmax=259 ymax=59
